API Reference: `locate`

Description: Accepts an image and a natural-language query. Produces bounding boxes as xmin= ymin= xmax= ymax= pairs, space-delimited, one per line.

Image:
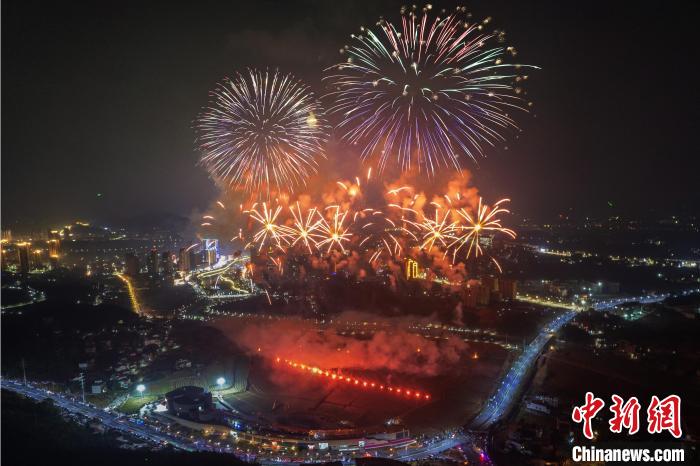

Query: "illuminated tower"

xmin=202 ymin=239 xmax=218 ymax=267
xmin=17 ymin=242 xmax=30 ymax=273
xmin=405 ymin=258 xmax=420 ymax=280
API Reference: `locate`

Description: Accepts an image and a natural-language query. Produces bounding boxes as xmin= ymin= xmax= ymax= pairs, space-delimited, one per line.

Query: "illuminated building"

xmin=205 ymin=249 xmax=217 ymax=267
xmin=17 ymin=242 xmax=30 ymax=273
xmin=178 ymin=247 xmax=192 ymax=272
xmin=405 ymin=258 xmax=422 ymax=280
xmin=477 ymin=283 xmax=491 ymax=305
xmin=202 ymin=238 xmax=218 ymax=267
xmin=32 ymin=248 xmax=46 ymax=270
xmin=500 ymin=278 xmax=518 ymax=300
xmin=462 ymin=279 xmax=496 ymax=307
xmin=147 ymin=249 xmax=159 ymax=277
xmin=482 ymin=276 xmax=498 ymax=293
xmin=47 ymin=237 xmax=61 ymax=269
xmin=48 ymin=239 xmax=60 ymax=257
xmin=161 ymin=251 xmax=174 ymax=275
xmin=125 ymin=253 xmax=140 ymax=276
xmin=462 ymin=281 xmax=479 ymax=308
xmin=165 ymin=386 xmax=214 ymax=422
xmin=479 ymin=234 xmax=494 ymax=248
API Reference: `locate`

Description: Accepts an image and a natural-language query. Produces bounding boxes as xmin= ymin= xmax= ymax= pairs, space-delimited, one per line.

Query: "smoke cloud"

xmin=216 ymin=311 xmax=468 ymax=377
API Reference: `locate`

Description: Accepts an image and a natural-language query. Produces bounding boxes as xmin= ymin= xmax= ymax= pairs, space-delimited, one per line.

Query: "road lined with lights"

xmin=470 ymin=288 xmax=700 ymax=431
xmin=469 ymin=310 xmax=576 ymax=430
xmin=0 ymin=285 xmax=47 ymax=311
xmin=114 ymin=272 xmax=143 ymax=316
xmin=1 ymin=379 xmax=200 ymax=452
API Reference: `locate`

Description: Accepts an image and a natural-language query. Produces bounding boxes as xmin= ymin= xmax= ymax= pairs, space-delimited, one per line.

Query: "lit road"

xmin=469 ymin=310 xmax=576 ymax=430
xmin=591 ymin=292 xmax=673 ymax=311
xmin=1 ymin=379 xmax=203 ymax=452
xmin=114 ymin=273 xmax=144 ymax=316
xmin=469 ymin=288 xmax=699 ymax=431
xmin=1 ymin=285 xmax=46 ymax=311
xmin=395 ymin=435 xmax=467 ymax=461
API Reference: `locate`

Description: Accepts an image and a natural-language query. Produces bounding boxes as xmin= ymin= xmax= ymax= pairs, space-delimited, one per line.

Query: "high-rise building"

xmin=482 ymin=276 xmax=499 ymax=293
xmin=31 ymin=247 xmax=46 ymax=270
xmin=463 ymin=284 xmax=478 ymax=308
xmin=178 ymin=247 xmax=191 ymax=272
xmin=481 ymin=276 xmax=501 ymax=302
xmin=205 ymin=249 xmax=217 ymax=267
xmin=499 ymin=278 xmax=518 ymax=300
xmin=178 ymin=248 xmax=199 ymax=272
xmin=476 ymin=283 xmax=491 ymax=306
xmin=47 ymin=237 xmax=61 ymax=270
xmin=201 ymin=239 xmax=218 ymax=267
xmin=161 ymin=251 xmax=173 ymax=275
xmin=1 ymin=248 xmax=8 ymax=271
xmin=147 ymin=249 xmax=159 ymax=276
xmin=17 ymin=242 xmax=30 ymax=273
xmin=125 ymin=253 xmax=140 ymax=276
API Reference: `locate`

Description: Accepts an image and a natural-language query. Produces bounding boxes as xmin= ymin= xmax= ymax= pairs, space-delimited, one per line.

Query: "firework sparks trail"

xmin=360 ymin=216 xmax=407 ymax=264
xmin=281 ymin=202 xmax=325 ymax=253
xmin=246 ymin=202 xmax=286 ymax=251
xmin=324 ymin=5 xmax=537 ymax=174
xmin=196 ymin=69 xmax=329 ymax=194
xmin=275 ymin=357 xmax=431 ymax=401
xmin=450 ymin=197 xmax=516 ymax=270
xmin=316 ymin=205 xmax=353 ymax=253
xmin=407 ymin=207 xmax=458 ymax=252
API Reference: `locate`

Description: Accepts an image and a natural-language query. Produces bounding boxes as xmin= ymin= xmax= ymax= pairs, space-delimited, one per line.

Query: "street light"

xmin=216 ymin=377 xmax=226 ymax=388
xmin=136 ymin=384 xmax=146 ymax=397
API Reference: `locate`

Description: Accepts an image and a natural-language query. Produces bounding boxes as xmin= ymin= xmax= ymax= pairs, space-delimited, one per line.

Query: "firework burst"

xmin=359 ymin=216 xmax=408 ymax=264
xmin=325 ymin=5 xmax=536 ymax=174
xmin=196 ymin=69 xmax=329 ymax=194
xmin=246 ymin=202 xmax=286 ymax=251
xmin=404 ymin=207 xmax=457 ymax=252
xmin=317 ymin=205 xmax=353 ymax=253
xmin=282 ymin=202 xmax=325 ymax=253
xmin=450 ymin=197 xmax=516 ymax=271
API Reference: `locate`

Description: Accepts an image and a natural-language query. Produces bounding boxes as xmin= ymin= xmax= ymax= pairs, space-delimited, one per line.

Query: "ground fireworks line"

xmin=274 ymin=357 xmax=431 ymax=401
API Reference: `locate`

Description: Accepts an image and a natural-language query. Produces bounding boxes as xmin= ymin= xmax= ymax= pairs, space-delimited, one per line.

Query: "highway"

xmin=395 ymin=434 xmax=469 ymax=461
xmin=591 ymin=292 xmax=670 ymax=310
xmin=469 ymin=310 xmax=576 ymax=430
xmin=469 ymin=288 xmax=699 ymax=431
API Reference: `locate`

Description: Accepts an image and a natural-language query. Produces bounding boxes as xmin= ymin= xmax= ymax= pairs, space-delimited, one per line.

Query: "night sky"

xmin=3 ymin=0 xmax=699 ymax=230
